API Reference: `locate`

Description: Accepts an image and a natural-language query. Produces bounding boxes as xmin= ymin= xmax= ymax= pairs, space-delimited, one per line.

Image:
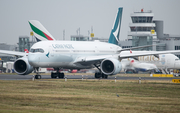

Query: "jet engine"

xmin=101 ymin=58 xmax=122 ymax=75
xmin=13 ymin=57 xmax=33 ymax=75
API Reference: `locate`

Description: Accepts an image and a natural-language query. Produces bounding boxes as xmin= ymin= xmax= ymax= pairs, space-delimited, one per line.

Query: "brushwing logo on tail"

xmin=108 ymin=8 xmax=123 ymax=45
xmin=113 ymin=16 xmax=121 ymax=43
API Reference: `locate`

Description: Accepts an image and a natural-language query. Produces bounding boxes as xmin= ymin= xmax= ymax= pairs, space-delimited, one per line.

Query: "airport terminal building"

xmin=71 ymin=35 xmax=108 ymax=42
xmin=119 ymin=9 xmax=180 ymax=58
xmin=0 ymin=36 xmax=35 ymax=62
xmin=128 ymin=9 xmax=155 ymax=51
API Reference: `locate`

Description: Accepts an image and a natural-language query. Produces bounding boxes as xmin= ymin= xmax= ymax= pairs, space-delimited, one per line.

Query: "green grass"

xmin=0 ymin=79 xmax=180 ymax=113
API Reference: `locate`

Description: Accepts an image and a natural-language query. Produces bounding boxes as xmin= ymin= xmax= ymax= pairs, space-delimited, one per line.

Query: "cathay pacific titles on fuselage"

xmin=52 ymin=44 xmax=74 ymax=49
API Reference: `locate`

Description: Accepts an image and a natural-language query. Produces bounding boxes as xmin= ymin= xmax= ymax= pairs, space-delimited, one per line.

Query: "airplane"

xmin=30 ymin=7 xmax=180 ymax=75
xmin=1 ymin=7 xmax=180 ymax=79
xmin=138 ymin=54 xmax=180 ymax=72
xmin=24 ymin=49 xmax=29 ymax=53
xmin=120 ymin=51 xmax=180 ymax=73
xmin=121 ymin=58 xmax=159 ymax=73
xmin=30 ymin=8 xmax=160 ymax=75
xmin=29 ymin=8 xmax=159 ymax=74
xmin=29 ymin=9 xmax=180 ymax=74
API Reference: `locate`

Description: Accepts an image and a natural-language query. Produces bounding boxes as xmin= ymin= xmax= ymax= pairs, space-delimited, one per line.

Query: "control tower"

xmin=128 ymin=9 xmax=156 ymax=50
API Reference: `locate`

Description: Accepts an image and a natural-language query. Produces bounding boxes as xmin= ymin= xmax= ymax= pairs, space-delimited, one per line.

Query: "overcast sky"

xmin=0 ymin=0 xmax=180 ymax=44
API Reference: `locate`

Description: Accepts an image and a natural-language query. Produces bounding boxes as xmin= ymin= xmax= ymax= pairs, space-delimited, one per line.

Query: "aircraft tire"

xmin=95 ymin=73 xmax=97 ymax=78
xmin=102 ymin=73 xmax=108 ymax=79
xmin=102 ymin=73 xmax=104 ymax=78
xmin=51 ymin=73 xmax=54 ymax=78
xmin=104 ymin=74 xmax=108 ymax=79
xmin=61 ymin=73 xmax=64 ymax=78
xmin=51 ymin=73 xmax=57 ymax=78
xmin=35 ymin=75 xmax=41 ymax=79
xmin=95 ymin=73 xmax=101 ymax=78
xmin=95 ymin=73 xmax=98 ymax=78
xmin=58 ymin=73 xmax=64 ymax=78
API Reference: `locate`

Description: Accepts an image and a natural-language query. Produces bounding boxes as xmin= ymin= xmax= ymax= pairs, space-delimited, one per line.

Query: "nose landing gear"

xmin=34 ymin=67 xmax=42 ymax=79
xmin=35 ymin=74 xmax=41 ymax=79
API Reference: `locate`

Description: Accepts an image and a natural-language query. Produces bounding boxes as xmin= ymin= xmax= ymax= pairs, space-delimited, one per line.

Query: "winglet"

xmin=28 ymin=20 xmax=56 ymax=41
xmin=108 ymin=7 xmax=123 ymax=45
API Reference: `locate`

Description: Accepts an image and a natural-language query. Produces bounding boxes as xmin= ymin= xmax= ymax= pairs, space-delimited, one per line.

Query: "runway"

xmin=0 ymin=74 xmax=179 ymax=81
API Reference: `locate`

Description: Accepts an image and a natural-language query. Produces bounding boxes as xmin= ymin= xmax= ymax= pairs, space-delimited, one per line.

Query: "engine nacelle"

xmin=100 ymin=58 xmax=122 ymax=75
xmin=13 ymin=57 xmax=33 ymax=75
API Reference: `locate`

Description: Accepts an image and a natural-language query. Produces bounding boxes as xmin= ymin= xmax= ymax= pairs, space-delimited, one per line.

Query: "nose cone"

xmin=174 ymin=61 xmax=180 ymax=68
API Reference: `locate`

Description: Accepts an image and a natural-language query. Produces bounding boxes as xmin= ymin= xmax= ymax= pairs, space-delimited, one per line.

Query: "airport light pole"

xmin=30 ymin=31 xmax=34 ymax=46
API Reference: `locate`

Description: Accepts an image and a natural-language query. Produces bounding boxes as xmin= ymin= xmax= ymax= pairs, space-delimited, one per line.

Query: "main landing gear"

xmin=95 ymin=72 xmax=108 ymax=79
xmin=33 ymin=67 xmax=64 ymax=79
xmin=51 ymin=68 xmax=64 ymax=79
xmin=94 ymin=64 xmax=108 ymax=79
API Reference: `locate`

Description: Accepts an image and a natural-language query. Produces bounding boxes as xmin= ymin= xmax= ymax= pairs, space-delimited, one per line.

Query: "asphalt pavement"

xmin=0 ymin=74 xmax=178 ymax=81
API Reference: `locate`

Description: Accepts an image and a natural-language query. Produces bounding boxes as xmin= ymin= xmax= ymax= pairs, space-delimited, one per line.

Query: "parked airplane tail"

xmin=24 ymin=49 xmax=29 ymax=53
xmin=28 ymin=20 xmax=56 ymax=41
xmin=108 ymin=7 xmax=123 ymax=45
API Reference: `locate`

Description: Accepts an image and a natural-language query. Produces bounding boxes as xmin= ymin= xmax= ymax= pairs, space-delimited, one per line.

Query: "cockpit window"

xmin=30 ymin=48 xmax=44 ymax=53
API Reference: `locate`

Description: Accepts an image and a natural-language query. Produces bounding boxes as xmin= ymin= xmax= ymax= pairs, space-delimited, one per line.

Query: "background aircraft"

xmin=121 ymin=58 xmax=159 ymax=74
xmin=121 ymin=51 xmax=180 ymax=74
xmin=28 ymin=20 xmax=56 ymax=41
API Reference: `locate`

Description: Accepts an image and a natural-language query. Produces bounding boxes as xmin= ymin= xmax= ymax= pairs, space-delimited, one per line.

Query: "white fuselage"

xmin=28 ymin=40 xmax=121 ymax=69
xmin=121 ymin=51 xmax=180 ymax=69
xmin=121 ymin=59 xmax=158 ymax=72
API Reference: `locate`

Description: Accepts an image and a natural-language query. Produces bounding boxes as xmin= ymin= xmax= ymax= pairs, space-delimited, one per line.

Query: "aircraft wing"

xmin=118 ymin=44 xmax=157 ymax=52
xmin=73 ymin=55 xmax=115 ymax=64
xmin=0 ymin=50 xmax=26 ymax=57
xmin=119 ymin=50 xmax=180 ymax=59
xmin=74 ymin=50 xmax=180 ymax=65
